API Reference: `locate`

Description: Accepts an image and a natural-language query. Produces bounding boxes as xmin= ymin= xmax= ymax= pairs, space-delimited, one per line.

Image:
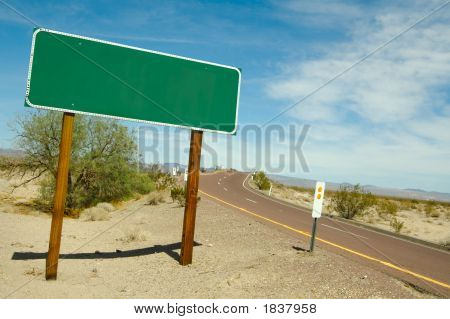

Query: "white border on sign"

xmin=25 ymin=28 xmax=241 ymax=135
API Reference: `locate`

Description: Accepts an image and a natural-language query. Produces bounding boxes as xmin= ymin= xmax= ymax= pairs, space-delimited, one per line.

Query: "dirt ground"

xmin=252 ymin=180 xmax=450 ymax=247
xmin=0 ymin=176 xmax=435 ymax=298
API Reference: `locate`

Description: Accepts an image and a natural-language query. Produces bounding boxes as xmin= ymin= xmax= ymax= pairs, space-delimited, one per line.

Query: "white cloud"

xmin=265 ymin=0 xmax=450 ymax=191
xmin=272 ymin=0 xmax=364 ymax=29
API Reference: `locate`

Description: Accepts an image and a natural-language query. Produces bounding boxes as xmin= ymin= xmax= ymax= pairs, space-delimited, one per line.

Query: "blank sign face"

xmin=26 ymin=28 xmax=241 ymax=134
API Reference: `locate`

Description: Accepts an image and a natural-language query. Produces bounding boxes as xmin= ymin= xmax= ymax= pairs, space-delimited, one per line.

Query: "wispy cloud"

xmin=265 ymin=0 xmax=450 ymax=191
xmin=272 ymin=0 xmax=365 ymax=29
xmin=91 ymin=33 xmax=202 ymax=44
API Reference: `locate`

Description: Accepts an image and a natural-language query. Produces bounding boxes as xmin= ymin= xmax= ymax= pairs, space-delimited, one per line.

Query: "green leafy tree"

xmin=0 ymin=111 xmax=154 ymax=213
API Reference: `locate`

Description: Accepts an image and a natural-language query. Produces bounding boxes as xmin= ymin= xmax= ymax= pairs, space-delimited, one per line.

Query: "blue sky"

xmin=0 ymin=0 xmax=449 ymax=192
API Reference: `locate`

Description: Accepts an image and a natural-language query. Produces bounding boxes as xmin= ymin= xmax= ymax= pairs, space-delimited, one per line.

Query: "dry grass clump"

xmin=147 ymin=191 xmax=166 ymax=205
xmin=119 ymin=227 xmax=148 ymax=243
xmin=24 ymin=267 xmax=43 ymax=276
xmin=424 ymin=201 xmax=441 ymax=218
xmin=376 ymin=200 xmax=398 ymax=218
xmin=82 ymin=206 xmax=111 ymax=221
xmin=96 ymin=202 xmax=115 ymax=212
xmin=390 ymin=217 xmax=404 ymax=233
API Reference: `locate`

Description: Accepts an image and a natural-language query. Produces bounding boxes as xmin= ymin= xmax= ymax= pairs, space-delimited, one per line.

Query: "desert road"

xmin=199 ymin=171 xmax=450 ymax=297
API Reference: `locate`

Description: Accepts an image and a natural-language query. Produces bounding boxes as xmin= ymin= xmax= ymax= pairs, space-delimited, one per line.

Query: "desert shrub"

xmin=175 ymin=187 xmax=187 ymax=207
xmin=400 ymin=200 xmax=416 ymax=210
xmin=424 ymin=201 xmax=438 ymax=217
xmin=430 ymin=210 xmax=440 ymax=218
xmin=155 ymin=173 xmax=177 ymax=190
xmin=170 ymin=185 xmax=200 ymax=207
xmin=390 ymin=217 xmax=404 ymax=233
xmin=330 ymin=184 xmax=376 ymax=219
xmin=377 ymin=200 xmax=398 ymax=217
xmin=170 ymin=186 xmax=185 ymax=203
xmin=96 ymin=202 xmax=115 ymax=212
xmin=253 ymin=171 xmax=271 ymax=191
xmin=146 ymin=165 xmax=176 ymax=191
xmin=147 ymin=191 xmax=165 ymax=205
xmin=120 ymin=227 xmax=147 ymax=243
xmin=439 ymin=238 xmax=450 ymax=249
xmin=83 ymin=206 xmax=110 ymax=221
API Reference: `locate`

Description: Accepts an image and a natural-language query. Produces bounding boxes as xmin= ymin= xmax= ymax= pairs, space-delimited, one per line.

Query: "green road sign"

xmin=25 ymin=28 xmax=241 ymax=134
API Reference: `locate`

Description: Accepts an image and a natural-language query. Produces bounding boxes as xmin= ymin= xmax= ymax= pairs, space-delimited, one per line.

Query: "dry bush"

xmin=430 ymin=211 xmax=440 ymax=218
xmin=330 ymin=184 xmax=376 ymax=219
xmin=147 ymin=191 xmax=165 ymax=205
xmin=439 ymin=237 xmax=450 ymax=249
xmin=82 ymin=207 xmax=110 ymax=221
xmin=120 ymin=228 xmax=147 ymax=243
xmin=169 ymin=185 xmax=200 ymax=207
xmin=424 ymin=201 xmax=437 ymax=217
xmin=400 ymin=200 xmax=417 ymax=210
xmin=96 ymin=202 xmax=115 ymax=212
xmin=24 ymin=267 xmax=43 ymax=276
xmin=377 ymin=200 xmax=398 ymax=217
xmin=390 ymin=217 xmax=404 ymax=233
xmin=170 ymin=186 xmax=185 ymax=205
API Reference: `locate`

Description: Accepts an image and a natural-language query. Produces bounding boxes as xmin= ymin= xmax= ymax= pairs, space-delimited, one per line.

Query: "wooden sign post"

xmin=180 ymin=130 xmax=203 ymax=265
xmin=46 ymin=112 xmax=74 ymax=279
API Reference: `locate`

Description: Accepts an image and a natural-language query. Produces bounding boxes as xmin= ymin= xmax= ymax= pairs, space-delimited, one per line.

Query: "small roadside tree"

xmin=0 ymin=111 xmax=153 ymax=213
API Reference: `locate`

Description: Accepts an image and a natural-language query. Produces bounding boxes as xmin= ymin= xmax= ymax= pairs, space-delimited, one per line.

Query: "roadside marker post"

xmin=309 ymin=181 xmax=325 ymax=252
xmin=25 ymin=28 xmax=241 ymax=278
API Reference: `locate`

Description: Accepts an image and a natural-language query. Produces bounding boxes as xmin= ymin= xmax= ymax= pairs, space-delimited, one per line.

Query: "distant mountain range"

xmin=268 ymin=174 xmax=450 ymax=203
xmin=0 ymin=148 xmax=24 ymax=158
xmin=2 ymin=147 xmax=448 ymax=203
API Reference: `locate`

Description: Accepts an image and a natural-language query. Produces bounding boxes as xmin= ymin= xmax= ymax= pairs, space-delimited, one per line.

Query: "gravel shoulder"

xmin=0 ymin=193 xmax=435 ymax=298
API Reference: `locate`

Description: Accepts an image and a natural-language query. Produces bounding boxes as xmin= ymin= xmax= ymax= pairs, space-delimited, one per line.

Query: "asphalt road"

xmin=199 ymin=171 xmax=450 ymax=297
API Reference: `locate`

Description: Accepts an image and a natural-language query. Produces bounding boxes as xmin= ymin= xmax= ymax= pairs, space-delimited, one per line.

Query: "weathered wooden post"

xmin=46 ymin=112 xmax=74 ymax=279
xmin=180 ymin=130 xmax=203 ymax=265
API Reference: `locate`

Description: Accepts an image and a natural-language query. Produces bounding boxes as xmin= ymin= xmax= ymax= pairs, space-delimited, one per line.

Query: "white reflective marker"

xmin=312 ymin=181 xmax=325 ymax=218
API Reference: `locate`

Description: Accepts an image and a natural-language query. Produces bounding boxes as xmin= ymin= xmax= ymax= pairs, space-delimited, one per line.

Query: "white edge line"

xmin=242 ymin=173 xmax=311 ymax=214
xmin=245 ymin=198 xmax=257 ymax=203
xmin=25 ymin=27 xmax=241 ymax=135
xmin=241 ymin=172 xmax=450 ymax=255
xmin=321 ymin=223 xmax=369 ymax=240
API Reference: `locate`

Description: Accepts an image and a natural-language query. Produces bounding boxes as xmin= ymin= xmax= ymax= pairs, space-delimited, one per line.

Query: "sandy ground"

xmin=0 ymin=181 xmax=435 ymax=299
xmin=252 ymin=180 xmax=450 ymax=246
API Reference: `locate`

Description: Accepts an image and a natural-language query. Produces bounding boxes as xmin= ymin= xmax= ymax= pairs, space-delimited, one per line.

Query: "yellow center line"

xmin=199 ymin=189 xmax=450 ymax=290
